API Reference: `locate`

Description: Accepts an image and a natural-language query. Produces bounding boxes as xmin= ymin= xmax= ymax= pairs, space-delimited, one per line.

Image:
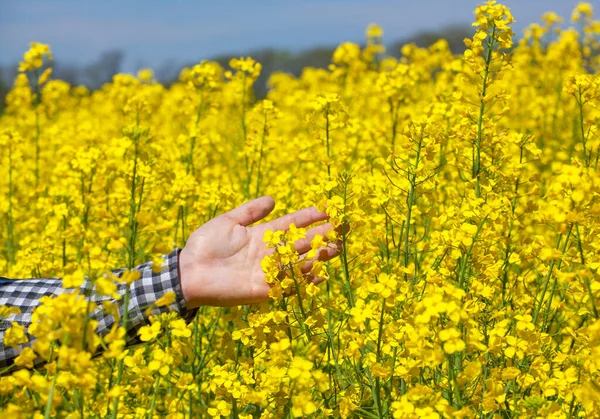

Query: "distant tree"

xmin=208 ymin=47 xmax=336 ymax=98
xmin=0 ymin=25 xmax=474 ymax=107
xmin=83 ymin=50 xmax=124 ymax=89
xmin=205 ymin=26 xmax=472 ymax=98
xmin=389 ymin=25 xmax=473 ymax=56
xmin=53 ymin=63 xmax=80 ymax=86
xmin=0 ymin=76 xmax=8 ymax=114
xmin=0 ymin=66 xmax=17 ymax=114
xmin=155 ymin=59 xmax=180 ymax=85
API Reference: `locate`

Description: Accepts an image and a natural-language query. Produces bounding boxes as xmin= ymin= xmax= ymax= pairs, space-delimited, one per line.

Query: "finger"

xmin=287 ymin=274 xmax=325 ymax=289
xmin=293 ymin=222 xmax=334 ymax=253
xmin=225 ymin=196 xmax=275 ymax=227
xmin=336 ymin=222 xmax=350 ymax=236
xmin=268 ymin=206 xmax=328 ymax=231
xmin=300 ymin=244 xmax=342 ymax=274
xmin=280 ymin=275 xmax=325 ymax=297
xmin=307 ymin=275 xmax=326 ymax=286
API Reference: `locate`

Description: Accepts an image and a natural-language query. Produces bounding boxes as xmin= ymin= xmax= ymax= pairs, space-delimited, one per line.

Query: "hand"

xmin=178 ymin=196 xmax=340 ymax=308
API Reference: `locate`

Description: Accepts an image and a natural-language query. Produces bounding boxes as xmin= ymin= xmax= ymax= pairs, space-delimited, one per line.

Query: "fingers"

xmin=293 ymin=222 xmax=334 ymax=253
xmin=226 ymin=196 xmax=275 ymax=227
xmin=275 ymin=242 xmax=340 ymax=280
xmin=281 ymin=275 xmax=325 ymax=298
xmin=299 ymin=245 xmax=341 ymax=274
xmin=269 ymin=206 xmax=329 ymax=231
xmin=307 ymin=275 xmax=326 ymax=286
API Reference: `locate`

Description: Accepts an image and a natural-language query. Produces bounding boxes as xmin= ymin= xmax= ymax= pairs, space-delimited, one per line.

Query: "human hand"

xmin=178 ymin=196 xmax=340 ymax=308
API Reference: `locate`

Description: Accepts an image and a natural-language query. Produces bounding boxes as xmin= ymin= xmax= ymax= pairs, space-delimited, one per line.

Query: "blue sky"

xmin=0 ymin=0 xmax=588 ymax=72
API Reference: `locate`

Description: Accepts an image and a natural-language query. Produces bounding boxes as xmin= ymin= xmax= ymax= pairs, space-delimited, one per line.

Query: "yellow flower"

xmin=366 ymin=23 xmax=383 ymax=39
xmin=4 ymin=322 xmax=28 ymax=349
xmin=263 ymin=229 xmax=284 ymax=248
xmin=95 ymin=276 xmax=119 ymax=299
xmin=207 ymin=400 xmax=232 ymax=417
xmin=62 ymin=269 xmax=86 ymax=288
xmin=139 ymin=320 xmax=162 ymax=342
xmin=0 ymin=306 xmax=20 ymax=318
xmin=106 ymin=385 xmax=125 ymax=399
xmin=155 ymin=291 xmax=176 ymax=307
xmin=2 ymin=3 xmax=600 ymax=415
xmin=286 ymin=223 xmax=306 ymax=243
xmin=439 ymin=327 xmax=466 ymax=354
xmin=117 ymin=269 xmax=142 ymax=285
xmin=169 ymin=318 xmax=192 ymax=338
xmin=14 ymin=347 xmax=36 ymax=369
xmin=572 ymin=2 xmax=593 ymax=22
xmin=504 ymin=336 xmax=528 ymax=359
xmin=18 ymin=42 xmax=52 ymax=72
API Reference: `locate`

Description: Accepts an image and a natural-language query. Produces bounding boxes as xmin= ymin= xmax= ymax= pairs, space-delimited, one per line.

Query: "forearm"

xmin=0 ymin=249 xmax=198 ymax=370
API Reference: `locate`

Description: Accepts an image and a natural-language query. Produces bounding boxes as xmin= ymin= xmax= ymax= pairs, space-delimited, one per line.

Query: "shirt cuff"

xmin=126 ymin=248 xmax=198 ymax=325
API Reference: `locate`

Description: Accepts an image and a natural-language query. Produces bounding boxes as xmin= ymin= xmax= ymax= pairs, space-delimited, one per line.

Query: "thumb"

xmin=226 ymin=196 xmax=275 ymax=227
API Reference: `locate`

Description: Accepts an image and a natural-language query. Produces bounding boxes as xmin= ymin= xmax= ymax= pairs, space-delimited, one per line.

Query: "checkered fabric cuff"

xmin=0 ymin=248 xmax=198 ymax=370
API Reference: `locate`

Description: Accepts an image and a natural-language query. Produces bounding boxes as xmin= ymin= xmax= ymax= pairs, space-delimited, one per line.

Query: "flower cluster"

xmin=2 ymin=2 xmax=600 ymax=417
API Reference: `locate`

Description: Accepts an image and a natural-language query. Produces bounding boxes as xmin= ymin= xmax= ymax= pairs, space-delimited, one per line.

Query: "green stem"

xmin=6 ymin=138 xmax=15 ymax=272
xmin=474 ymin=27 xmax=496 ymax=198
xmin=341 ymin=179 xmax=354 ymax=307
xmin=577 ymin=90 xmax=589 ymax=167
xmin=34 ymin=70 xmax=41 ymax=188
xmin=44 ymin=359 xmax=59 ymax=419
xmin=533 ymin=228 xmax=569 ymax=325
xmin=254 ymin=113 xmax=268 ymax=198
xmin=128 ymin=130 xmax=140 ymax=269
xmin=389 ymin=98 xmax=399 ymax=151
xmin=289 ymin=265 xmax=311 ymax=339
xmin=575 ymin=222 xmax=599 ymax=319
xmin=148 ymin=375 xmax=161 ymax=419
xmin=404 ymin=136 xmax=423 ymax=282
xmin=325 ymin=108 xmax=331 ymax=179
xmin=374 ymin=296 xmax=387 ymax=418
xmin=110 ymin=286 xmax=131 ymax=419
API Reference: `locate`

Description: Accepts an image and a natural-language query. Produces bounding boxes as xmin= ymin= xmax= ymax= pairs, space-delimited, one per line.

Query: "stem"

xmin=6 ymin=138 xmax=15 ymax=272
xmin=241 ymin=73 xmax=252 ymax=199
xmin=44 ymin=359 xmax=59 ymax=419
xmin=62 ymin=214 xmax=67 ymax=270
xmin=458 ymin=216 xmax=488 ymax=290
xmin=389 ymin=98 xmax=399 ymax=151
xmin=188 ymin=88 xmax=204 ymax=176
xmin=110 ymin=288 xmax=131 ymax=419
xmin=148 ymin=375 xmax=161 ymax=419
xmin=33 ymin=69 xmax=41 ymax=188
xmin=575 ymin=222 xmax=599 ymax=319
xmin=533 ymin=228 xmax=569 ymax=325
xmin=374 ymin=296 xmax=387 ymax=418
xmin=578 ymin=90 xmax=589 ymax=167
xmin=501 ymin=146 xmax=523 ymax=305
xmin=404 ymin=136 xmax=423 ymax=282
xmin=341 ymin=179 xmax=354 ymax=307
xmin=111 ymin=118 xmax=142 ymax=419
xmin=289 ymin=265 xmax=311 ymax=339
xmin=325 ymin=108 xmax=331 ymax=179
xmin=254 ymin=113 xmax=268 ymax=198
xmin=474 ymin=27 xmax=496 ymax=198
xmin=128 ymin=130 xmax=140 ymax=269
xmin=367 ymin=369 xmax=383 ymax=418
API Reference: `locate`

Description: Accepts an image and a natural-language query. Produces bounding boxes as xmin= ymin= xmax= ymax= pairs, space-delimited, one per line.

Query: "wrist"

xmin=178 ymin=246 xmax=203 ymax=309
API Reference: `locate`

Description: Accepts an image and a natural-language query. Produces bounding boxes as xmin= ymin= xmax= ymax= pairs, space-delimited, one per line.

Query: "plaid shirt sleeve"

xmin=0 ymin=248 xmax=198 ymax=370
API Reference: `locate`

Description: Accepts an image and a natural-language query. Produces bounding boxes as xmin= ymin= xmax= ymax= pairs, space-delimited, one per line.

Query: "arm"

xmin=0 ymin=248 xmax=196 ymax=369
xmin=0 ymin=196 xmax=340 ymax=370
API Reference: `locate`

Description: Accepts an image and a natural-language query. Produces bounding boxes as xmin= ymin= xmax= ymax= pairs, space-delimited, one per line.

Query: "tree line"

xmin=0 ymin=25 xmax=471 ymax=112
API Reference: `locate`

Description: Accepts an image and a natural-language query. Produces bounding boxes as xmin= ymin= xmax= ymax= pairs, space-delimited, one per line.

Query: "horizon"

xmin=0 ymin=0 xmax=585 ymax=74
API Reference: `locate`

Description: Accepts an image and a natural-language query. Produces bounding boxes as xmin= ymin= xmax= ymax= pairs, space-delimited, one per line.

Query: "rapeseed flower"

xmin=1 ymin=2 xmax=600 ymax=417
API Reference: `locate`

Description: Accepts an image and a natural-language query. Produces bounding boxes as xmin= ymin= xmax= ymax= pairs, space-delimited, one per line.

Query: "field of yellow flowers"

xmin=1 ymin=1 xmax=600 ymax=417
